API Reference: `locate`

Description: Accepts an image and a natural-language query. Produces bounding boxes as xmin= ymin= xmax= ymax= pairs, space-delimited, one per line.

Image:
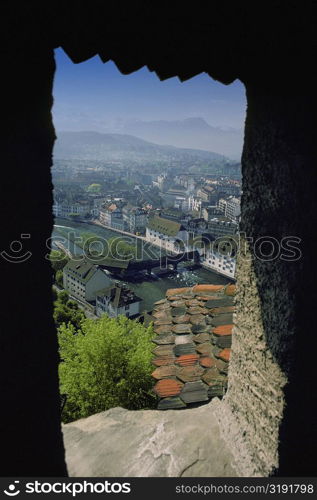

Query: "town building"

xmin=95 ymin=285 xmax=142 ymax=318
xmin=160 ymin=186 xmax=188 ymax=210
xmin=53 ymin=201 xmax=92 ymax=218
xmin=146 ymin=216 xmax=192 ymax=253
xmin=196 ymin=185 xmax=218 ymax=204
xmin=63 ymin=259 xmax=113 ymax=302
xmin=218 ymin=196 xmax=241 ymax=221
xmin=207 ymin=217 xmax=238 ymax=238
xmin=201 ymin=236 xmax=237 ymax=279
xmin=202 ymin=205 xmax=224 ymax=221
xmin=188 ymin=195 xmax=203 ymax=214
xmin=99 ymin=202 xmax=125 ymax=230
xmin=174 ymin=174 xmax=196 ymax=191
xmin=122 ymin=205 xmax=147 ymax=234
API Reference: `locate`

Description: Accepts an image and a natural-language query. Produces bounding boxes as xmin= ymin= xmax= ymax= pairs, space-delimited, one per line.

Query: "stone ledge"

xmin=63 ymin=400 xmax=238 ymax=477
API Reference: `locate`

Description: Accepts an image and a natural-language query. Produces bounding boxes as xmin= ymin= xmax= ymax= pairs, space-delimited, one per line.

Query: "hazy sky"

xmin=52 ymin=48 xmax=246 ymax=132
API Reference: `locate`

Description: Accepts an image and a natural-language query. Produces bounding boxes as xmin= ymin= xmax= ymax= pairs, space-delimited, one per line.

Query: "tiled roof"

xmin=64 ymin=259 xmax=98 ymax=283
xmin=96 ymin=285 xmax=141 ymax=308
xmin=147 ymin=216 xmax=184 ymax=237
xmin=151 ymin=283 xmax=235 ymax=409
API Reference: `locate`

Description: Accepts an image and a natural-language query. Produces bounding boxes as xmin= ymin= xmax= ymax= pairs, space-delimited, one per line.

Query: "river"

xmin=52 ymin=218 xmax=231 ymax=312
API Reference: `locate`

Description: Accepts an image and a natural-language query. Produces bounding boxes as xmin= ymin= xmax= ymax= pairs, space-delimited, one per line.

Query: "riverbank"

xmin=52 ymin=218 xmax=232 ymax=312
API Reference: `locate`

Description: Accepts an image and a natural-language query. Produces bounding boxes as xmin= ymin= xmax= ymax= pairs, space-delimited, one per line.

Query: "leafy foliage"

xmin=55 ymin=269 xmax=64 ymax=288
xmin=58 ymin=315 xmax=156 ymax=423
xmin=53 ymin=290 xmax=85 ymax=330
xmin=49 ymin=249 xmax=69 ymax=273
xmin=87 ymin=183 xmax=102 ymax=193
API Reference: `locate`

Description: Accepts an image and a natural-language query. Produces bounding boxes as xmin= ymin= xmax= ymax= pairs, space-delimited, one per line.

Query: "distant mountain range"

xmin=121 ymin=117 xmax=243 ymax=160
xmin=54 ymin=131 xmax=233 ymax=163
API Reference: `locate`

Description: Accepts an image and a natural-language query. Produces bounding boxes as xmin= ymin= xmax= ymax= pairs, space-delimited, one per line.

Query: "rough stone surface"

xmin=63 ymin=402 xmax=238 ymax=477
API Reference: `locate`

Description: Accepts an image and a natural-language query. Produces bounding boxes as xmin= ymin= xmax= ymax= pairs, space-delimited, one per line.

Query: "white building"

xmin=122 ymin=205 xmax=147 ymax=233
xmin=201 ymin=236 xmax=237 ymax=279
xmin=63 ymin=259 xmax=113 ymax=302
xmin=53 ymin=202 xmax=92 ymax=218
xmin=95 ymin=285 xmax=141 ymax=318
xmin=99 ymin=203 xmax=124 ymax=230
xmin=146 ymin=216 xmax=200 ymax=253
xmin=188 ymin=195 xmax=202 ymax=214
xmin=218 ymin=196 xmax=241 ymax=221
xmin=207 ymin=217 xmax=238 ymax=238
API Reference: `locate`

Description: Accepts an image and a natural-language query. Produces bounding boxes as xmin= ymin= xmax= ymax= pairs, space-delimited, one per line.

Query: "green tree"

xmin=87 ymin=183 xmax=102 ymax=193
xmin=53 ymin=291 xmax=85 ymax=330
xmin=49 ymin=250 xmax=69 ymax=284
xmin=58 ymin=315 xmax=156 ymax=423
xmin=55 ymin=269 xmax=64 ymax=288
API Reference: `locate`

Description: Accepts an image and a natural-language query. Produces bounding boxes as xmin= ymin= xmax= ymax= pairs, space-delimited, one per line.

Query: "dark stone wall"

xmin=1 ymin=1 xmax=317 ymax=476
xmin=223 ymin=82 xmax=317 ymax=475
xmin=0 ymin=46 xmax=67 ymax=475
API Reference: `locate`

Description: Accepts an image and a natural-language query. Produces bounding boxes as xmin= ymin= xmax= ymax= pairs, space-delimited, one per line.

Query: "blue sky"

xmin=52 ymin=48 xmax=246 ymax=133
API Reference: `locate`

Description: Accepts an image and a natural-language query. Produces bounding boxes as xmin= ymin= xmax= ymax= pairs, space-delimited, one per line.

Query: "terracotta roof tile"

xmin=188 ymin=306 xmax=209 ymax=315
xmin=215 ymin=335 xmax=232 ymax=348
xmin=210 ymin=314 xmax=234 ymax=326
xmin=208 ymin=382 xmax=227 ymax=398
xmin=214 ymin=358 xmax=228 ymax=372
xmin=167 ymin=295 xmax=183 ymax=301
xmin=213 ymin=324 xmax=233 ymax=336
xmin=154 ymin=302 xmax=171 ymax=311
xmin=192 ymin=284 xmax=225 ymax=293
xmin=152 ymin=334 xmax=176 ymax=345
xmin=189 ymin=314 xmax=206 ymax=325
xmin=151 ymin=284 xmax=235 ymax=410
xmin=154 ymin=325 xmax=173 ymax=335
xmin=166 ymin=287 xmax=191 ymax=296
xmin=181 ymin=293 xmax=195 ymax=299
xmin=180 ymin=381 xmax=209 ymax=404
xmin=191 ymin=324 xmax=209 ymax=334
xmin=193 ymin=333 xmax=211 ymax=344
xmin=153 ymin=310 xmax=172 ymax=320
xmin=170 ymin=300 xmax=186 ymax=308
xmin=172 ymin=314 xmax=191 ymax=324
xmin=205 ymin=298 xmax=233 ymax=308
xmin=217 ymin=348 xmax=231 ymax=362
xmin=196 ymin=343 xmax=213 ymax=356
xmin=174 ymin=335 xmax=194 ymax=345
xmin=177 ymin=365 xmax=205 ymax=382
xmin=154 ymin=379 xmax=184 ymax=398
xmin=225 ymin=284 xmax=236 ymax=296
xmin=157 ymin=397 xmax=186 ymax=410
xmin=185 ymin=299 xmax=205 ymax=307
xmin=152 ymin=365 xmax=178 ymax=380
xmin=200 ymin=356 xmax=217 ymax=368
xmin=172 ymin=324 xmax=192 ymax=334
xmin=210 ymin=306 xmax=235 ymax=315
xmin=174 ymin=343 xmax=196 ymax=356
xmin=152 ymin=345 xmax=175 ymax=357
xmin=175 ymin=354 xmax=199 ymax=366
xmin=154 ymin=318 xmax=173 ymax=326
xmin=171 ymin=306 xmax=187 ymax=316
xmin=196 ymin=295 xmax=224 ymax=301
xmin=202 ymin=367 xmax=222 ymax=385
xmin=153 ymin=356 xmax=176 ymax=367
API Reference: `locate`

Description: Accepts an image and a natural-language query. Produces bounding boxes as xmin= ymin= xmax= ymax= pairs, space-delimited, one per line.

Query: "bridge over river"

xmin=85 ymin=250 xmax=201 ymax=277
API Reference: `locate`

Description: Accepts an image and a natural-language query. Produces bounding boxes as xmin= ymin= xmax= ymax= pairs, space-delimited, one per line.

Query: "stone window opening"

xmin=1 ymin=3 xmax=316 ymax=479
